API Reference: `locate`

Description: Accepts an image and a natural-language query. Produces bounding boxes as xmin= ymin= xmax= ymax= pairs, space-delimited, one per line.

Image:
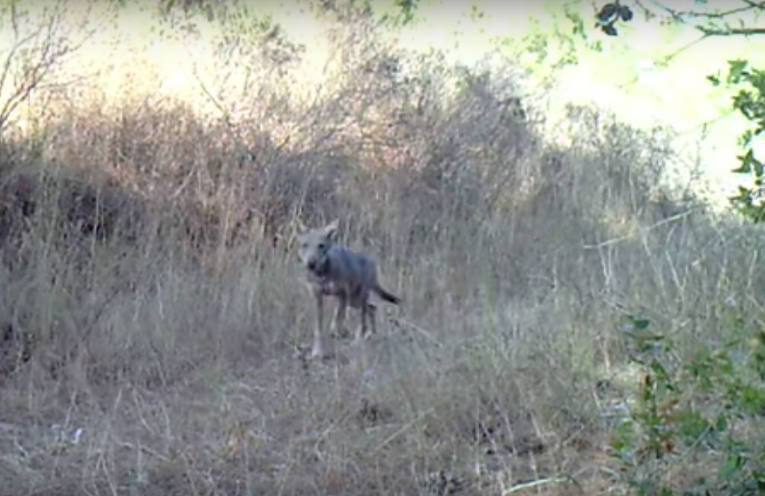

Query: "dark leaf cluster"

xmin=595 ymin=1 xmax=633 ymax=36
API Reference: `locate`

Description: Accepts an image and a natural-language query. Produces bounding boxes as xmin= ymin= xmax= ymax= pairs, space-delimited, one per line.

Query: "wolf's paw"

xmin=310 ymin=346 xmax=334 ymax=360
xmin=333 ymin=326 xmax=352 ymax=339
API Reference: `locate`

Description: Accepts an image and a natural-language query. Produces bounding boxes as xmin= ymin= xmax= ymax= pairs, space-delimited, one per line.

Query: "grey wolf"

xmin=297 ymin=220 xmax=400 ymax=359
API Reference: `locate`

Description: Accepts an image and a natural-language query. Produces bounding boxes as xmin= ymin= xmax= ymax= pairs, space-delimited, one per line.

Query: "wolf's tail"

xmin=374 ymin=285 xmax=401 ymax=305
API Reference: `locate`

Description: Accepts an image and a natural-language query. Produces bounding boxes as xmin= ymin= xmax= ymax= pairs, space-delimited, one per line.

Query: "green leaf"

xmin=674 ymin=409 xmax=712 ymax=446
xmin=650 ymin=360 xmax=671 ymax=383
xmin=753 ymin=469 xmax=765 ymax=490
xmin=715 ymin=413 xmax=728 ymax=433
xmin=628 ymin=315 xmax=651 ymax=330
xmin=725 ymin=438 xmax=747 ymax=456
xmin=733 ymin=150 xmax=754 ymax=173
xmin=720 ymin=454 xmax=746 ymax=481
xmin=728 ymin=59 xmax=749 ymax=84
xmin=609 ymin=419 xmax=635 ymax=459
xmin=739 ymin=385 xmax=765 ymax=415
xmin=634 ymin=318 xmax=650 ymax=330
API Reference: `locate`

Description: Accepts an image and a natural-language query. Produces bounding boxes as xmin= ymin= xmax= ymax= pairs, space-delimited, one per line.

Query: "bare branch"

xmin=696 ymin=26 xmax=765 ymax=36
xmin=0 ymin=0 xmax=96 ymax=134
xmin=0 ymin=28 xmax=69 ymax=131
xmin=643 ymin=0 xmax=763 ymax=19
xmin=10 ymin=1 xmax=19 ymax=36
xmin=657 ymin=34 xmax=710 ymax=64
xmin=630 ymin=0 xmax=765 ymax=38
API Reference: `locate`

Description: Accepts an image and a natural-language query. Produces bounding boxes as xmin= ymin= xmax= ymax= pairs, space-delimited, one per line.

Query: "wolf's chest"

xmin=318 ymin=277 xmax=344 ymax=296
xmin=306 ymin=272 xmax=344 ymax=294
xmin=306 ymin=272 xmax=365 ymax=304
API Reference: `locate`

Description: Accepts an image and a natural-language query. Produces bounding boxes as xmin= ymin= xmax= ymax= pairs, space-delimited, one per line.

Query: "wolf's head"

xmin=297 ymin=219 xmax=338 ymax=274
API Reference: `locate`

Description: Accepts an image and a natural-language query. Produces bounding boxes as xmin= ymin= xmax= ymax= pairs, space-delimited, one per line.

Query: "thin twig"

xmin=502 ymin=476 xmax=569 ymax=494
xmin=371 ymin=408 xmax=433 ymax=455
xmin=582 ymin=209 xmax=696 ymax=250
xmin=641 ymin=0 xmax=762 ymax=20
xmin=396 ymin=317 xmax=442 ymax=347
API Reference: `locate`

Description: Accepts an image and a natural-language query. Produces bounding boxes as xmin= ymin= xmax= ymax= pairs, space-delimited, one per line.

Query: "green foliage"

xmin=611 ymin=315 xmax=765 ymax=495
xmin=708 ymin=60 xmax=765 ymax=223
xmin=385 ymin=0 xmax=419 ymax=26
xmin=502 ymin=1 xmax=613 ymax=80
xmin=564 ymin=3 xmax=586 ymax=40
xmin=585 ymin=2 xmax=765 ymax=222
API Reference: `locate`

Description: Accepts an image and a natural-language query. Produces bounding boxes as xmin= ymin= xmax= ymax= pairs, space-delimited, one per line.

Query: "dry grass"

xmin=1 ymin=9 xmax=764 ymax=496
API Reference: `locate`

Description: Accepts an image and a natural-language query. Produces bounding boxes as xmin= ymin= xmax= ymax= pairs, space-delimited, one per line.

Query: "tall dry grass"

xmin=1 ymin=9 xmax=763 ymax=496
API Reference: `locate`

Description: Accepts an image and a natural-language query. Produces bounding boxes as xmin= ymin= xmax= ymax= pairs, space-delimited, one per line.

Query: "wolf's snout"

xmin=307 ymin=260 xmax=316 ymax=270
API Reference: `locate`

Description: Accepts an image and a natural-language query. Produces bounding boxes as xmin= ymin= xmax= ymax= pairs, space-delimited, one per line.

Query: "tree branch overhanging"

xmin=642 ymin=0 xmax=765 ymax=20
xmin=697 ymin=26 xmax=765 ymax=36
xmin=603 ymin=0 xmax=765 ymax=37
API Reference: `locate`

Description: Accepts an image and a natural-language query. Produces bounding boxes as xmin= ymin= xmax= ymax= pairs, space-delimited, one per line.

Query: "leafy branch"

xmin=591 ymin=1 xmax=765 ymax=222
xmin=594 ymin=0 xmax=765 ymax=37
xmin=709 ymin=60 xmax=765 ymax=222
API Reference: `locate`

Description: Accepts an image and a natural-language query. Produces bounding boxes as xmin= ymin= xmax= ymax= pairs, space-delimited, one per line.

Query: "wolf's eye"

xmin=318 ymin=243 xmax=326 ymax=250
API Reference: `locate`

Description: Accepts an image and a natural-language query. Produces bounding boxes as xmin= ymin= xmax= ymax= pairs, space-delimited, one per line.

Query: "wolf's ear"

xmin=324 ymin=219 xmax=339 ymax=239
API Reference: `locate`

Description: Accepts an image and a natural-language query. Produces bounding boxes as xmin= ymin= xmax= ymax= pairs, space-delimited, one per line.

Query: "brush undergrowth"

xmin=610 ymin=315 xmax=765 ymax=495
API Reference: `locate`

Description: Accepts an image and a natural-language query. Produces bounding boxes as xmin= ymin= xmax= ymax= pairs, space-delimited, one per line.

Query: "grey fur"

xmin=297 ymin=220 xmax=400 ymax=359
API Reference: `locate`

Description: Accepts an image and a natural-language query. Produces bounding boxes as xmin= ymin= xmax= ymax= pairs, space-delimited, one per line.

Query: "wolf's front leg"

xmin=311 ymin=291 xmax=326 ymax=359
xmin=333 ymin=295 xmax=350 ymax=338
